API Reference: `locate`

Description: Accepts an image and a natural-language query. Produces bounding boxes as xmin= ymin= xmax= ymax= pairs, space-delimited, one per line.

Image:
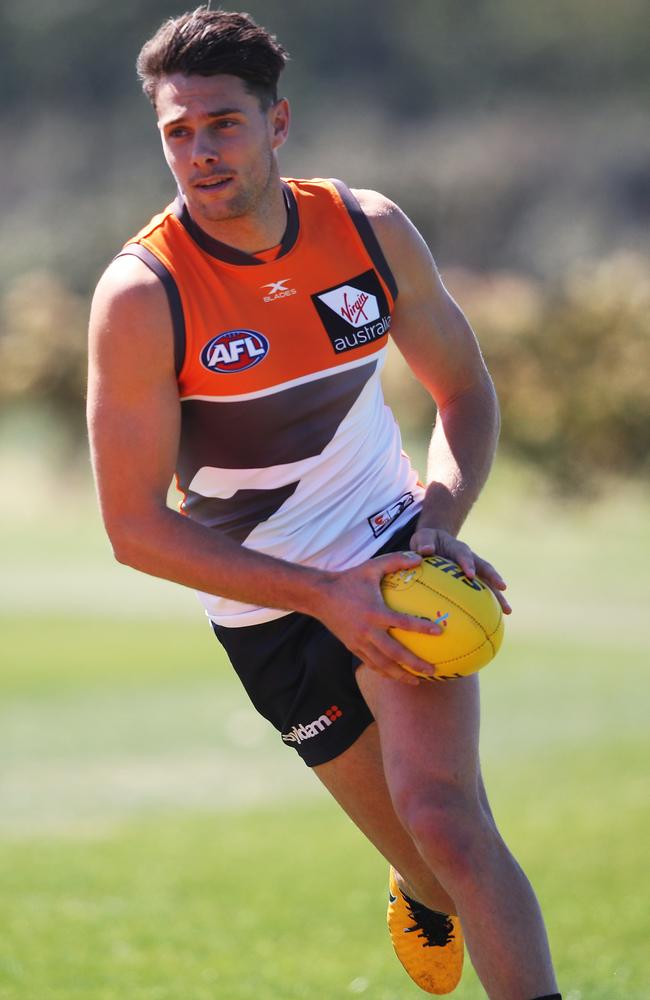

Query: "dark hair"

xmin=136 ymin=7 xmax=288 ymax=110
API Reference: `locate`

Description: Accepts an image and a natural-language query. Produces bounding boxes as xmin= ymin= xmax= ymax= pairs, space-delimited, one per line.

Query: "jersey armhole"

xmin=116 ymin=244 xmax=186 ymax=378
xmin=329 ymin=179 xmax=399 ymax=303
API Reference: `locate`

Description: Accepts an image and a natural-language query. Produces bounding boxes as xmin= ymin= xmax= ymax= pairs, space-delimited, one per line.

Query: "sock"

xmin=530 ymin=994 xmax=562 ymax=1000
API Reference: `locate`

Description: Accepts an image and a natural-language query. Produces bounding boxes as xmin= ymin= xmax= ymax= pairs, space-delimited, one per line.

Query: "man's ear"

xmin=270 ymin=98 xmax=290 ymax=149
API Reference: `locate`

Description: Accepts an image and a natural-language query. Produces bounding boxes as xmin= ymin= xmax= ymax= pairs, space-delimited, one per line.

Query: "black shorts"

xmin=211 ymin=513 xmax=419 ymax=767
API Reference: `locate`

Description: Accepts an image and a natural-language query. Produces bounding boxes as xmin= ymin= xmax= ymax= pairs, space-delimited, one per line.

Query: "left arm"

xmin=354 ymin=189 xmax=510 ymax=612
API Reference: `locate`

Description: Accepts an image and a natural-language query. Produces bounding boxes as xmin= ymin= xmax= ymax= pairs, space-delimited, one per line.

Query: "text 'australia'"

xmin=332 ymin=315 xmax=391 ymax=353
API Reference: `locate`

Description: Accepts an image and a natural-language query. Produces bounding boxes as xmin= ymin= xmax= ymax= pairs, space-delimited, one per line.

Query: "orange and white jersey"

xmin=121 ymin=178 xmax=424 ymax=626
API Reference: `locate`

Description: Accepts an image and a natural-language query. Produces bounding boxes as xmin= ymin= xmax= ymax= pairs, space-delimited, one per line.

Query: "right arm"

xmin=87 ymin=256 xmax=441 ymax=682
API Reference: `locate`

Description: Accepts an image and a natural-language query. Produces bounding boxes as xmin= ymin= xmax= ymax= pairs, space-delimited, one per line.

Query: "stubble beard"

xmin=191 ymin=148 xmax=277 ymax=226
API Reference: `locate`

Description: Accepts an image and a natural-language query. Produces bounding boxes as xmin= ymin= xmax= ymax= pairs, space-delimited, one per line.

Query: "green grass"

xmin=0 ymin=761 xmax=647 ymax=1000
xmin=1 ymin=617 xmax=648 ymax=998
xmin=0 ymin=458 xmax=648 ymax=997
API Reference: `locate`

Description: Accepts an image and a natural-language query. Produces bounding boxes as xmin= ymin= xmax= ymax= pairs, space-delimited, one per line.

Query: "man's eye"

xmin=168 ymin=128 xmax=189 ymax=139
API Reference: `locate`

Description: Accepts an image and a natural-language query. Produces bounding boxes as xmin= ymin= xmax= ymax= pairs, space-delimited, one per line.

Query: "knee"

xmin=394 ymin=783 xmax=494 ymax=883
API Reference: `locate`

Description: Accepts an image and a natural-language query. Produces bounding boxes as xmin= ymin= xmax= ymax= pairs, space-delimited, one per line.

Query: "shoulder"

xmin=90 ymin=253 xmax=172 ymax=335
xmin=93 ymin=253 xmax=167 ymax=309
xmin=350 ymin=187 xmax=400 ymax=219
xmin=349 ymin=190 xmax=489 ymax=400
xmin=350 ymin=188 xmax=406 ymax=240
xmin=88 ymin=253 xmax=176 ymax=379
xmin=350 ymin=188 xmax=439 ymax=298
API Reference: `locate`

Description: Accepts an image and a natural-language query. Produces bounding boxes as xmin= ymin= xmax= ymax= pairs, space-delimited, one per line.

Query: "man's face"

xmin=156 ymin=73 xmax=289 ymax=227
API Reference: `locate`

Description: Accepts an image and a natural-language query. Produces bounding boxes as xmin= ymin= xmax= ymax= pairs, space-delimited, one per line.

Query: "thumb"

xmin=373 ymin=550 xmax=422 ymax=578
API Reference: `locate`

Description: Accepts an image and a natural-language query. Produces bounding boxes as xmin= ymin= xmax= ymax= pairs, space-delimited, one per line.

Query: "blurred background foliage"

xmin=1 ymin=0 xmax=648 ymax=493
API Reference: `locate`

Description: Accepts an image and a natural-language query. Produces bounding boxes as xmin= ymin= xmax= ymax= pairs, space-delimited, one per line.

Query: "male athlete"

xmin=87 ymin=8 xmax=561 ymax=998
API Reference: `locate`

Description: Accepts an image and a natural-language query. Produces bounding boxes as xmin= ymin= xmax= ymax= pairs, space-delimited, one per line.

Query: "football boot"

xmin=387 ymin=866 xmax=464 ymax=994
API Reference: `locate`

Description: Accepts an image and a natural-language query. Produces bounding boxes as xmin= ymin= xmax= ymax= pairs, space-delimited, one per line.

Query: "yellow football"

xmin=381 ymin=553 xmax=504 ymax=680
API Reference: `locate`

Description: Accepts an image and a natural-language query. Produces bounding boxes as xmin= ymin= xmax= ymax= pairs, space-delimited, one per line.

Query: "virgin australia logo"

xmin=317 ymin=284 xmax=380 ymax=328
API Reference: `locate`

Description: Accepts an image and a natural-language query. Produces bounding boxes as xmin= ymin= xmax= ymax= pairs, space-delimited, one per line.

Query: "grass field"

xmin=1 ymin=455 xmax=648 ymax=999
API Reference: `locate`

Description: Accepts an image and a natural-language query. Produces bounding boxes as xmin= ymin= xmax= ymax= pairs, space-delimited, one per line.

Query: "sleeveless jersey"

xmin=121 ymin=178 xmax=424 ymax=626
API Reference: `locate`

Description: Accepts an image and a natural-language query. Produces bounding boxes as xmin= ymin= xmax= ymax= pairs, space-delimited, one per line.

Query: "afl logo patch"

xmin=200 ymin=330 xmax=269 ymax=373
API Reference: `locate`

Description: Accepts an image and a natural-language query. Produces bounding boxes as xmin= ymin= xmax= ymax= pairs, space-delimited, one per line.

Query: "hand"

xmin=316 ymin=551 xmax=446 ymax=686
xmin=408 ymin=526 xmax=512 ymax=615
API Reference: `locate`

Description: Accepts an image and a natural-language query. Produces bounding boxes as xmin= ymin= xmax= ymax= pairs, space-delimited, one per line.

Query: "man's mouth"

xmin=194 ymin=175 xmax=234 ymax=191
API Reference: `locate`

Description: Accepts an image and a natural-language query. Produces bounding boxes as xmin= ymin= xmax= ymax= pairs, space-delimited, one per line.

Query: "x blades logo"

xmin=261 ymin=278 xmax=297 ymax=303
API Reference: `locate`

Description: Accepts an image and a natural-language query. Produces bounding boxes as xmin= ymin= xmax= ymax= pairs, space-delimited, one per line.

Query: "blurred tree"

xmin=0 ymin=271 xmax=87 ymax=441
xmin=2 ymin=0 xmax=649 ymax=490
xmin=443 ymin=252 xmax=650 ymax=492
xmin=2 ymin=0 xmax=649 ymax=288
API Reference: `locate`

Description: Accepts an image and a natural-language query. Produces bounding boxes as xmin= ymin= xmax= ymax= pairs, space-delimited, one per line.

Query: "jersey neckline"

xmin=172 ymin=181 xmax=299 ymax=266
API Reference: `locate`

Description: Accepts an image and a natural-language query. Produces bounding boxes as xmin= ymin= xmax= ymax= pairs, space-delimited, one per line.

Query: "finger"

xmin=359 ymin=652 xmax=421 ymax=686
xmin=409 ymin=531 xmax=437 ymax=556
xmin=474 ymin=555 xmax=507 ymax=591
xmin=473 ymin=558 xmax=512 ymax=614
xmin=445 ymin=540 xmax=476 ymax=579
xmin=373 ymin=550 xmax=422 ymax=575
xmin=407 ymin=531 xmax=512 ymax=614
xmin=493 ymin=589 xmax=512 ymax=614
xmin=479 ymin=574 xmax=512 ymax=615
xmin=417 ymin=531 xmax=478 ymax=579
xmin=380 ymin=631 xmax=439 ymax=679
xmin=386 ymin=610 xmax=444 ymax=637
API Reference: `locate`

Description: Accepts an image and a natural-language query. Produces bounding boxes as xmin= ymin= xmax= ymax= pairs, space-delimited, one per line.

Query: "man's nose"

xmin=192 ymin=132 xmax=220 ymax=166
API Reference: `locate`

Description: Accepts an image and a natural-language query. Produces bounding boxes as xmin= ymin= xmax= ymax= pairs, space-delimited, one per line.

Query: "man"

xmin=87 ymin=8 xmax=561 ymax=998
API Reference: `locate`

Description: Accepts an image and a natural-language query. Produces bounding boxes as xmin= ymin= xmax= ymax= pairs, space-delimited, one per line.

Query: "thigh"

xmin=356 ymin=666 xmax=483 ymax=807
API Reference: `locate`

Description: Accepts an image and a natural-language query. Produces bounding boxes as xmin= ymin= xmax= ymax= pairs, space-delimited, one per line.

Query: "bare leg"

xmin=315 ymin=722 xmax=456 ymax=914
xmin=355 ymin=666 xmax=558 ymax=1000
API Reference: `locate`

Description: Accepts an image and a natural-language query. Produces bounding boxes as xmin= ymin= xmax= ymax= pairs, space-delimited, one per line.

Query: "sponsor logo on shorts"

xmin=312 ymin=269 xmax=391 ymax=354
xmin=281 ymin=705 xmax=343 ymax=745
xmin=368 ymin=491 xmax=414 ymax=538
xmin=200 ymin=330 xmax=269 ymax=373
xmin=261 ymin=278 xmax=297 ymax=303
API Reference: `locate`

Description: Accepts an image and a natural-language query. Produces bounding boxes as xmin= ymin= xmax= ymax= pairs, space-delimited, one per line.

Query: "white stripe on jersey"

xmin=180 ymin=350 xmax=384 ymax=404
xmin=197 ymin=355 xmax=424 ymax=627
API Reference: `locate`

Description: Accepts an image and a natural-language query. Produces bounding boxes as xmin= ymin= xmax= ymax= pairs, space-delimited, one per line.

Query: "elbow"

xmin=103 ymin=516 xmax=151 ymax=570
xmin=480 ymin=367 xmax=498 ymax=404
xmin=108 ymin=527 xmax=140 ymax=569
xmin=475 ymin=369 xmax=500 ymax=435
xmin=102 ymin=503 xmax=173 ymax=572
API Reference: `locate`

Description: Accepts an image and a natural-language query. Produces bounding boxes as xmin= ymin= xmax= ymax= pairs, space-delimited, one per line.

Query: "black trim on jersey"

xmin=184 ymin=482 xmax=299 ymax=542
xmin=176 ymin=361 xmax=378 ymax=542
xmin=279 ymin=182 xmax=300 ymax=255
xmin=177 ymin=361 xmax=377 ymax=474
xmin=172 ymin=182 xmax=299 ymax=265
xmin=330 ymin=179 xmax=398 ymax=302
xmin=116 ymin=245 xmax=186 ymax=377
